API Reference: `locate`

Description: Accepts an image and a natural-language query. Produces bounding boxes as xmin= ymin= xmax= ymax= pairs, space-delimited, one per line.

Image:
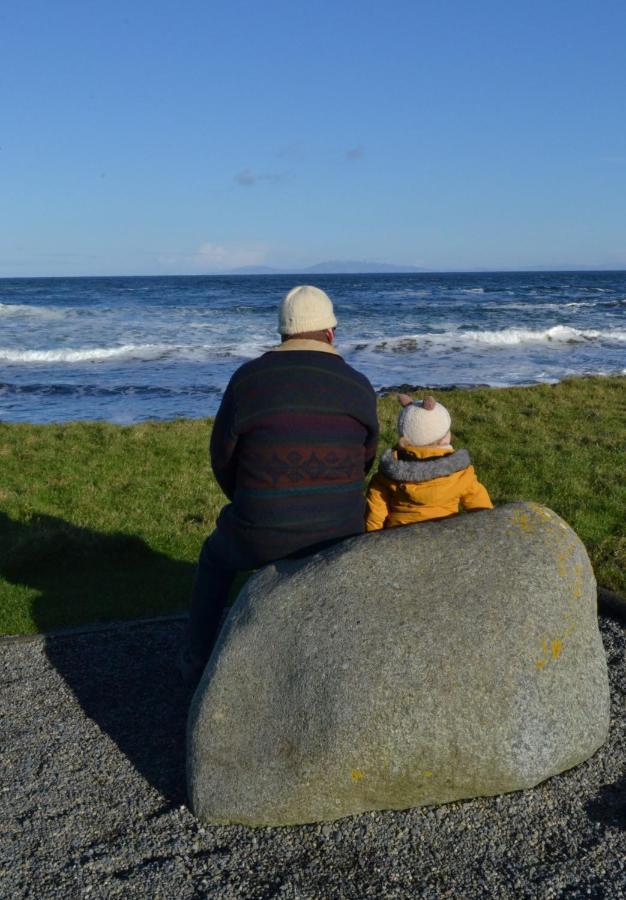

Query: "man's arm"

xmin=209 ymin=381 xmax=239 ymax=500
xmin=362 ymin=385 xmax=379 ymax=475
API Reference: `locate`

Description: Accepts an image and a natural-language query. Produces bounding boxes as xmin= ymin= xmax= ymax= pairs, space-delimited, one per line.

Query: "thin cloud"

xmin=234 ymin=169 xmax=286 ymax=187
xmin=157 ymin=242 xmax=268 ymax=272
xmin=195 ymin=242 xmax=268 ymax=269
xmin=345 ymin=146 xmax=364 ymax=161
xmin=276 ymin=143 xmax=306 ymax=162
xmin=235 ymin=169 xmax=258 ymax=186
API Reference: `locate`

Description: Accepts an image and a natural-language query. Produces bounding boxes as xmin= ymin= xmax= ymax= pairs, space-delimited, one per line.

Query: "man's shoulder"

xmin=229 ymin=348 xmax=376 ymax=401
xmin=272 ymin=348 xmax=374 ymax=384
xmin=339 ymin=358 xmax=376 ymax=394
xmin=227 ymin=352 xmax=276 ymax=386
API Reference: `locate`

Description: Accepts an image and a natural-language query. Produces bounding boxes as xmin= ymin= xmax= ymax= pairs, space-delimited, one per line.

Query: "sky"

xmin=1 ymin=0 xmax=626 ymax=276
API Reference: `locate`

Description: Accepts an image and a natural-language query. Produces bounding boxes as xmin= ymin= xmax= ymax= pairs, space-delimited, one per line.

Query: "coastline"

xmin=2 ymin=372 xmax=625 ymax=427
xmin=2 ymin=269 xmax=625 ymax=424
xmin=376 ymin=371 xmax=626 ymax=395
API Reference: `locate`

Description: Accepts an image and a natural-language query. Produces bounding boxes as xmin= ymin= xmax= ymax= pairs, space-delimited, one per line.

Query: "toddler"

xmin=365 ymin=394 xmax=493 ymax=531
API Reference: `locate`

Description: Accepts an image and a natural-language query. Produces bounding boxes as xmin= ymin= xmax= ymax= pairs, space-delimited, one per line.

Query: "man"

xmin=180 ymin=285 xmax=379 ymax=681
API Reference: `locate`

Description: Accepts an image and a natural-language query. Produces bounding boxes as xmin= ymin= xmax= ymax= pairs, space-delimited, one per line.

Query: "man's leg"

xmin=179 ymin=529 xmax=255 ymax=683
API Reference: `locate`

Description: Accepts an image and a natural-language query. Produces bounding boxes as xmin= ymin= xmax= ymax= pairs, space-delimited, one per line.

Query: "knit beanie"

xmin=397 ymin=395 xmax=452 ymax=446
xmin=279 ymin=285 xmax=338 ymax=336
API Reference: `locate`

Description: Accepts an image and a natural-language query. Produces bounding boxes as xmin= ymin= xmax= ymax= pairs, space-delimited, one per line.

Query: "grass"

xmin=1 ymin=376 xmax=624 ymax=635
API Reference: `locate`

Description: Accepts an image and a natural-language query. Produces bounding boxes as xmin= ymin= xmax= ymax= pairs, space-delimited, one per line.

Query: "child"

xmin=365 ymin=394 xmax=493 ymax=531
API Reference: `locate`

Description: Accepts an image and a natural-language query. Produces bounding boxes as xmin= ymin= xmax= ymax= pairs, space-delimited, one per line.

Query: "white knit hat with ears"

xmin=397 ymin=395 xmax=452 ymax=446
xmin=279 ymin=285 xmax=338 ymax=336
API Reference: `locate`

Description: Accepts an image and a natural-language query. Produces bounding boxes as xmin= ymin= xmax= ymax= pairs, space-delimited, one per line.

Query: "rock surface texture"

xmin=187 ymin=501 xmax=610 ymax=827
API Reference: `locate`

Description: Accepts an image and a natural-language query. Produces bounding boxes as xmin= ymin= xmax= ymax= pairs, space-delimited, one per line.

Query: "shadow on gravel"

xmin=585 ymin=773 xmax=626 ymax=831
xmin=43 ymin=624 xmax=196 ymax=807
xmin=1 ymin=511 xmax=196 ymax=806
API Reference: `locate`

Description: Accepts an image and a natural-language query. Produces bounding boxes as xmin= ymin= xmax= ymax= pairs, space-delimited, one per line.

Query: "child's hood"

xmin=380 ymin=442 xmax=472 ymax=484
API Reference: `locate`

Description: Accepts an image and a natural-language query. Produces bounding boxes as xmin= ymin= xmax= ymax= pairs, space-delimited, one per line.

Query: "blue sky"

xmin=1 ymin=0 xmax=626 ymax=275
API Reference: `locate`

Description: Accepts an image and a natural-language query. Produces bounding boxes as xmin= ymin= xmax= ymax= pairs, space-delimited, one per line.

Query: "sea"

xmin=1 ymin=272 xmax=625 ymax=424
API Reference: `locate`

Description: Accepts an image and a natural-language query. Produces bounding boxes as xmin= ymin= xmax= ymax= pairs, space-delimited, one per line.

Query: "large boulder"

xmin=187 ymin=501 xmax=610 ymax=826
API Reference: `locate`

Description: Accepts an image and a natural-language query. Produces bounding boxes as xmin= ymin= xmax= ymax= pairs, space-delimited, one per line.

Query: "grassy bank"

xmin=1 ymin=376 xmax=624 ymax=635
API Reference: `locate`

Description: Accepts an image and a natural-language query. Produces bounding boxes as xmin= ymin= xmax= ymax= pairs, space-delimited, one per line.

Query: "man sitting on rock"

xmin=179 ymin=285 xmax=379 ymax=683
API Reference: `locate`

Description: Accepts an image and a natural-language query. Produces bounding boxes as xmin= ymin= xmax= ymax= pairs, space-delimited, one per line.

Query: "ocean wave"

xmin=0 ymin=303 xmax=65 ymax=318
xmin=376 ymin=289 xmax=432 ymax=299
xmin=374 ymin=367 xmax=626 ymax=392
xmin=457 ymin=325 xmax=626 ymax=345
xmin=561 ymin=298 xmax=626 ymax=308
xmin=0 ymin=340 xmax=273 ymax=365
xmin=494 ymin=301 xmax=600 ymax=311
xmin=0 ymin=382 xmax=221 ymax=397
xmin=351 ymin=325 xmax=626 ymax=354
xmin=482 ymin=297 xmax=625 ymax=312
xmin=0 ymin=344 xmax=172 ymax=363
xmin=602 ymin=297 xmax=626 ymax=307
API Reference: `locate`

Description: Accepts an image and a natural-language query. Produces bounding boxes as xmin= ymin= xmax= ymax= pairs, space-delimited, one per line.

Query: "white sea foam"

xmin=455 ymin=325 xmax=626 ymax=345
xmin=0 ymin=339 xmax=275 ymax=365
xmin=462 ymin=325 xmax=626 ymax=344
xmin=225 ymin=341 xmax=274 ymax=359
xmin=487 ymin=301 xmax=600 ymax=311
xmin=0 ymin=303 xmax=64 ymax=318
xmin=351 ymin=325 xmax=626 ymax=354
xmin=0 ymin=344 xmax=172 ymax=364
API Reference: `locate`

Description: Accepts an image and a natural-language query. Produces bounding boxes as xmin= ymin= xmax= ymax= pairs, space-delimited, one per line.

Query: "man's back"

xmin=180 ymin=285 xmax=379 ymax=682
xmin=210 ymin=342 xmax=379 ymax=563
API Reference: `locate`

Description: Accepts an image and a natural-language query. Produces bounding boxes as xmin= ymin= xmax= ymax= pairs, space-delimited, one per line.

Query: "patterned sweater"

xmin=210 ymin=340 xmax=379 ymax=563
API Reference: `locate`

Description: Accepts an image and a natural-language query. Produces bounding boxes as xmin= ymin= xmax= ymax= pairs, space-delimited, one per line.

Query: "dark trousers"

xmin=184 ymin=525 xmax=349 ymax=669
xmin=184 ymin=528 xmax=261 ymax=668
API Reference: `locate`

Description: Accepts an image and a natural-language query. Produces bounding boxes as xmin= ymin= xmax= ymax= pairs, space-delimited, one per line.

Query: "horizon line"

xmin=2 ymin=267 xmax=626 ymax=280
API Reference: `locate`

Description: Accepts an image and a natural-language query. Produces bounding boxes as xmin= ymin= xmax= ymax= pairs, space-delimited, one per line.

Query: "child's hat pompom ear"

xmin=422 ymin=395 xmax=437 ymax=411
xmin=397 ymin=393 xmax=413 ymax=407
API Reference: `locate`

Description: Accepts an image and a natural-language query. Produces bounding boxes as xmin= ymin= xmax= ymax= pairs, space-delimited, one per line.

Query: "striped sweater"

xmin=210 ymin=340 xmax=379 ymax=563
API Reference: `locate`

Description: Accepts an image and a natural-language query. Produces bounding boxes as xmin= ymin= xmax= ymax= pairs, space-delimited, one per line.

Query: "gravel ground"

xmin=1 ymin=616 xmax=625 ymax=900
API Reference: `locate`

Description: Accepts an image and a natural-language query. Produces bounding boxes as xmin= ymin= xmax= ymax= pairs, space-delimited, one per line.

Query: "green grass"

xmin=1 ymin=376 xmax=624 ymax=634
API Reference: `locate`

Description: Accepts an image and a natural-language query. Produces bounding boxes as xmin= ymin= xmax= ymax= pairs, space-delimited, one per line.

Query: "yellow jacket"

xmin=365 ymin=443 xmax=493 ymax=531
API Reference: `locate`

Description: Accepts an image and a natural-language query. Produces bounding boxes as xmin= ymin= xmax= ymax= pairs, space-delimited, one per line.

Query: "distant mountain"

xmin=227 ymin=260 xmax=423 ymax=275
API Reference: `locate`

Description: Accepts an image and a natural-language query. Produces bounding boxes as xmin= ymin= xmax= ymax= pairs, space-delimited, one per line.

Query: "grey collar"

xmin=379 ymin=448 xmax=471 ymax=483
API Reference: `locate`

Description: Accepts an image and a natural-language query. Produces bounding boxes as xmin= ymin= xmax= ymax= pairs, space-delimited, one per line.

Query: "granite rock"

xmin=187 ymin=501 xmax=610 ymax=826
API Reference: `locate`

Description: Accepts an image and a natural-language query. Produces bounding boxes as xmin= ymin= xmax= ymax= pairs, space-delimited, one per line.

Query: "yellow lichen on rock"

xmin=535 ymin=635 xmax=564 ymax=669
xmin=509 ymin=509 xmax=536 ymax=533
xmin=508 ymin=506 xmax=592 ymax=675
xmin=528 ymin=502 xmax=553 ymax=520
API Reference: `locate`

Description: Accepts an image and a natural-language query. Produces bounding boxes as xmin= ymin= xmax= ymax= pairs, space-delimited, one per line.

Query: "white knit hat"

xmin=279 ymin=285 xmax=338 ymax=336
xmin=397 ymin=396 xmax=452 ymax=446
